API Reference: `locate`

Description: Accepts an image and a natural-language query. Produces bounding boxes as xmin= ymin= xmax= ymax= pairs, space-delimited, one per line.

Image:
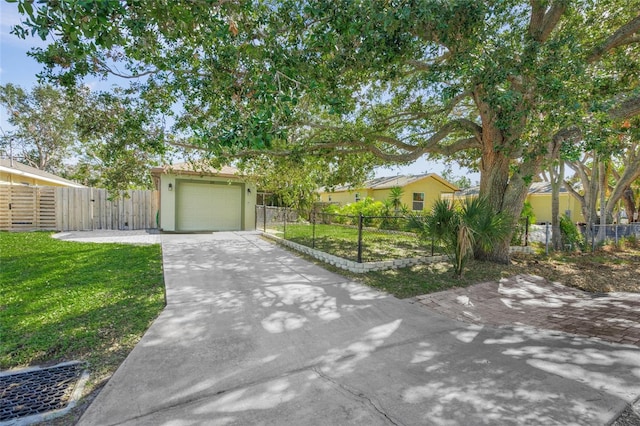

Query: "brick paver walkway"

xmin=415 ymin=274 xmax=640 ymax=346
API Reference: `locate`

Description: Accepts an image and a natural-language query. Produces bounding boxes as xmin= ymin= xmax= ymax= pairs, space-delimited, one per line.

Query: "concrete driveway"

xmin=78 ymin=232 xmax=640 ymax=425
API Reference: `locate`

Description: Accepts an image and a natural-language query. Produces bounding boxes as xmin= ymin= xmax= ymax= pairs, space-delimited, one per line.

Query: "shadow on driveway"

xmin=72 ymin=232 xmax=640 ymax=425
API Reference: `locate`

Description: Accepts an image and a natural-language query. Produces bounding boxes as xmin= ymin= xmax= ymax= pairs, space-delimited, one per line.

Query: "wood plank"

xmin=0 ymin=186 xmax=158 ymax=232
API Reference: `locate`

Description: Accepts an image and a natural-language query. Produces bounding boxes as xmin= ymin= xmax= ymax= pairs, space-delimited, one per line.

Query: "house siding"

xmin=527 ymin=193 xmax=583 ymax=223
xmin=318 ymin=175 xmax=457 ymax=213
xmin=401 ymin=179 xmax=456 ymax=212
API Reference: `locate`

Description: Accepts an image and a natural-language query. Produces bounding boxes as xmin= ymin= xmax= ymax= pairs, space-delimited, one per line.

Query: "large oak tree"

xmin=9 ymin=0 xmax=640 ymax=261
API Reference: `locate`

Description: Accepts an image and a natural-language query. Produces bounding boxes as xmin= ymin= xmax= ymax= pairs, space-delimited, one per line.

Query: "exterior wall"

xmin=158 ymin=173 xmax=256 ymax=232
xmin=527 ymin=193 xmax=583 ymax=223
xmin=159 ymin=174 xmax=177 ymax=231
xmin=0 ymin=170 xmax=73 ymax=187
xmin=401 ymin=178 xmax=457 ymax=213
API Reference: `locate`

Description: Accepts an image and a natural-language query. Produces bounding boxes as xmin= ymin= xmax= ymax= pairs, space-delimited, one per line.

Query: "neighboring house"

xmin=318 ymin=174 xmax=459 ymax=213
xmin=445 ymin=182 xmax=583 ymax=223
xmin=0 ymin=158 xmax=85 ymax=188
xmin=151 ymin=162 xmax=256 ymax=232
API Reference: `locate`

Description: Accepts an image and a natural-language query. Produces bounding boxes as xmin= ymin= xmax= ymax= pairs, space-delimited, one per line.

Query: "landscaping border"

xmin=263 ymin=231 xmax=533 ymax=273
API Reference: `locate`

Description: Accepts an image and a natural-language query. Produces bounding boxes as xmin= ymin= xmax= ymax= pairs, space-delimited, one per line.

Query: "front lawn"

xmin=270 ymin=222 xmax=437 ymax=262
xmin=0 ymin=232 xmax=165 ymax=382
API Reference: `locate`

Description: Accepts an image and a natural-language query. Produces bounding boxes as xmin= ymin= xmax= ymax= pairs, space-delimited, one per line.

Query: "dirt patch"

xmin=508 ymin=248 xmax=640 ymax=294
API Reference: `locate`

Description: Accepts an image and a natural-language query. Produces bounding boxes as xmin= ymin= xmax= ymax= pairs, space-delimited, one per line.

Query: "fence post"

xmin=312 ymin=211 xmax=316 ymax=249
xmin=263 ymin=205 xmax=267 ymax=232
xmin=525 ymin=216 xmax=529 ymax=246
xmin=283 ymin=209 xmax=287 ymax=239
xmin=615 ymin=223 xmax=618 ymax=245
xmin=357 ymin=213 xmax=364 ymax=263
xmin=431 ymin=235 xmax=435 ymax=256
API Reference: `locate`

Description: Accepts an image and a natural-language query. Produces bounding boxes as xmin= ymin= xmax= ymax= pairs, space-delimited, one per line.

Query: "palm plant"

xmin=388 ymin=186 xmax=405 ymax=214
xmin=411 ymin=197 xmax=512 ymax=277
xmin=381 ymin=186 xmax=407 ymax=230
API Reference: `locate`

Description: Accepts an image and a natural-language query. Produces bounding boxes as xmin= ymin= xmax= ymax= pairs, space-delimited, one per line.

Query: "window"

xmin=355 ymin=193 xmax=360 ymax=202
xmin=412 ymin=192 xmax=424 ymax=211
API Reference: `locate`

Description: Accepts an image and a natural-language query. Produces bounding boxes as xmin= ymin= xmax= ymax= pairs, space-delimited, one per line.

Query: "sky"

xmin=0 ymin=2 xmax=479 ymax=184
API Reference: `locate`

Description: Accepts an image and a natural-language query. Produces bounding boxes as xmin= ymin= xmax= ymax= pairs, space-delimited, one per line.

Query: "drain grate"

xmin=0 ymin=361 xmax=87 ymax=422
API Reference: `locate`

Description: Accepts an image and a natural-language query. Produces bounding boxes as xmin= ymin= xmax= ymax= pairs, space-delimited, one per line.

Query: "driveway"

xmin=77 ymin=232 xmax=640 ymax=425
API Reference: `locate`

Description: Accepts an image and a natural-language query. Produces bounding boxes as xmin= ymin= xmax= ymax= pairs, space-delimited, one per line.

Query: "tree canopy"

xmin=1 ymin=83 xmax=76 ymax=173
xmin=9 ymin=0 xmax=640 ymax=260
xmin=0 ymin=83 xmax=168 ymax=190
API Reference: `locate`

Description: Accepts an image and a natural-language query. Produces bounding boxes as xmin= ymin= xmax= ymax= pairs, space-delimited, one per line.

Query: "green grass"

xmin=322 ymin=258 xmax=513 ymax=299
xmin=272 ymin=223 xmax=438 ymax=262
xmin=0 ymin=232 xmax=165 ymax=375
xmin=351 ymin=260 xmax=515 ymax=298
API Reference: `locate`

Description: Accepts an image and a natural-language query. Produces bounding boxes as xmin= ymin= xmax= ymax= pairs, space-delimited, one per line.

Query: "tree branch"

xmin=529 ymin=1 xmax=567 ymax=42
xmin=539 ymin=2 xmax=567 ymax=42
xmin=609 ymin=95 xmax=640 ymax=119
xmin=95 ymin=59 xmax=159 ymax=79
xmin=529 ymin=1 xmax=546 ymax=39
xmin=405 ymin=52 xmax=451 ymax=73
xmin=588 ymin=14 xmax=640 ymax=63
xmin=563 ymin=178 xmax=585 ymax=205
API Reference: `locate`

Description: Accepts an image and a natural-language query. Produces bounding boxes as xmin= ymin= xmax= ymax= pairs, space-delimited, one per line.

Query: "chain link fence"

xmin=582 ymin=223 xmax=640 ymax=249
xmin=511 ymin=219 xmax=640 ymax=253
xmin=256 ymin=206 xmax=441 ymax=263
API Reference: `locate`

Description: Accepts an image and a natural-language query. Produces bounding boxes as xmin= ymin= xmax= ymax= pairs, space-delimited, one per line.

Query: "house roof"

xmin=528 ymin=181 xmax=570 ymax=194
xmin=150 ymin=162 xmax=240 ymax=178
xmin=0 ymin=158 xmax=85 ymax=188
xmin=326 ymin=173 xmax=459 ymax=192
xmin=450 ymin=181 xmax=576 ymax=197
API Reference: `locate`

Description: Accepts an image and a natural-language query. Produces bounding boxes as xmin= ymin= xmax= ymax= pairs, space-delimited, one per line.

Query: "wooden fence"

xmin=0 ymin=186 xmax=159 ymax=232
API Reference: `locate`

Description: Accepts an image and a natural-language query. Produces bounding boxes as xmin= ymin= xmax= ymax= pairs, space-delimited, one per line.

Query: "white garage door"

xmin=176 ymin=182 xmax=242 ymax=231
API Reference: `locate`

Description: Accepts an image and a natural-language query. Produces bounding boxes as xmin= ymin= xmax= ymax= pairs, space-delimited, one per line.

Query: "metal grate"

xmin=0 ymin=362 xmax=86 ymax=422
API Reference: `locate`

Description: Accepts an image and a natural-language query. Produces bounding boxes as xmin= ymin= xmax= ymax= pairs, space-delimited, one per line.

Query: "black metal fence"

xmin=257 ymin=207 xmax=441 ymax=263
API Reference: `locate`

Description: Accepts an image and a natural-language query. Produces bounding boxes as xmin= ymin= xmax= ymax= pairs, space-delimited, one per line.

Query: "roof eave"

xmin=0 ymin=165 xmax=85 ymax=188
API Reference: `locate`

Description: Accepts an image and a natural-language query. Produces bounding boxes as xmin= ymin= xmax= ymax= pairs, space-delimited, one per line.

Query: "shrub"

xmin=559 ymin=215 xmax=584 ymax=251
xmin=511 ymin=201 xmax=536 ymax=245
xmin=322 ymin=198 xmax=385 ymax=226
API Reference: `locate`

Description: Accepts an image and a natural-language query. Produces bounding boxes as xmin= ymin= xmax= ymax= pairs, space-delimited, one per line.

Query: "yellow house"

xmin=444 ymin=182 xmax=583 ymax=223
xmin=318 ymin=174 xmax=459 ymax=213
xmin=527 ymin=182 xmax=583 ymax=223
xmin=0 ymin=158 xmax=85 ymax=188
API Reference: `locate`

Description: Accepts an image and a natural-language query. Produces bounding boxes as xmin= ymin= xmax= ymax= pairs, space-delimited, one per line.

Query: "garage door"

xmin=176 ymin=182 xmax=242 ymax=231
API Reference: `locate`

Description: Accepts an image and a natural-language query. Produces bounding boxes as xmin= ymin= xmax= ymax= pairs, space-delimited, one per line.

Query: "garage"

xmin=176 ymin=182 xmax=242 ymax=231
xmin=151 ymin=163 xmax=256 ymax=233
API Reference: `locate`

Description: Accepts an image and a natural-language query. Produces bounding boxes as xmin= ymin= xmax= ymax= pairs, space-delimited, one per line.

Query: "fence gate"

xmin=0 ymin=186 xmax=56 ymax=231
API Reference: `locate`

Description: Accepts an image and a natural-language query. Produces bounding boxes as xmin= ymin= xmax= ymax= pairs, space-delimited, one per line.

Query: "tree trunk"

xmin=550 ymin=162 xmax=564 ymax=251
xmin=604 ymin=155 xmax=640 ymax=218
xmin=621 ymin=185 xmax=637 ymax=222
xmin=568 ymin=154 xmax=600 ymax=243
xmin=473 ymin=89 xmax=536 ymax=264
xmin=597 ymin=160 xmax=607 ymax=242
xmin=477 ymin=158 xmax=530 ymax=264
xmin=476 ymin=142 xmax=513 ymax=263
